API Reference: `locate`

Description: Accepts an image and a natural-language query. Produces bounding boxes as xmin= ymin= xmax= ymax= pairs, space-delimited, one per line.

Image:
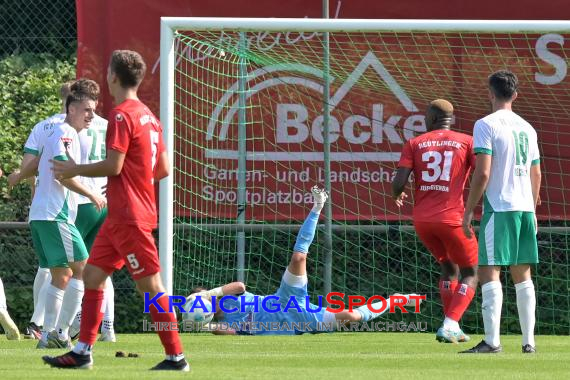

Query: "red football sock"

xmin=149 ymin=295 xmax=184 ymax=356
xmin=439 ymin=279 xmax=458 ymax=316
xmin=78 ymin=288 xmax=105 ymax=345
xmin=447 ymin=283 xmax=476 ymax=322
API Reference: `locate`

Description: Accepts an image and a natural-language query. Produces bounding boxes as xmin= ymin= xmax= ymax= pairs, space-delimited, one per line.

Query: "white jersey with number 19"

xmin=473 ymin=109 xmax=540 ymax=213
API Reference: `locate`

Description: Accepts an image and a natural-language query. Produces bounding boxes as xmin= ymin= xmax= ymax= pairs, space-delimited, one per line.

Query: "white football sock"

xmin=443 ymin=317 xmax=460 ymax=332
xmin=70 ymin=310 xmax=81 ymax=338
xmin=56 ymin=278 xmax=84 ymax=340
xmin=515 ymin=280 xmax=536 ymax=347
xmin=33 ymin=268 xmax=51 ymax=309
xmin=102 ymin=277 xmax=115 ymax=332
xmin=42 ymin=284 xmax=65 ymax=342
xmin=73 ymin=341 xmax=92 ymax=356
xmin=481 ymin=281 xmax=503 ymax=348
xmin=0 ymin=277 xmax=7 ymax=310
xmin=31 ymin=279 xmax=50 ymax=326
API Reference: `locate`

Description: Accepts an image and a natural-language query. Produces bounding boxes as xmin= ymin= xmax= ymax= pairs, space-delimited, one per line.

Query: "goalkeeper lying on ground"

xmin=190 ymin=186 xmax=420 ymax=335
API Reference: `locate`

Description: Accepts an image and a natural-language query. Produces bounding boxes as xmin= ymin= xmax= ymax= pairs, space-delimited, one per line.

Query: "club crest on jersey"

xmin=60 ymin=137 xmax=73 ymax=149
xmin=116 ymin=113 xmax=124 ymax=122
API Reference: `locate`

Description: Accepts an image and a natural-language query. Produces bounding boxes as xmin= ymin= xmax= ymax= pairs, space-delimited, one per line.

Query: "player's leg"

xmin=50 ymin=223 xmax=89 ymax=347
xmin=0 ymin=276 xmax=20 ymax=340
xmin=42 ymin=223 xmax=118 ymax=369
xmin=437 ymin=224 xmax=478 ymax=343
xmin=414 ymin=222 xmax=458 ymax=315
xmin=25 ymin=268 xmax=50 ymax=339
xmin=98 ymin=276 xmax=116 ymax=342
xmin=133 ymin=272 xmax=188 ymax=371
xmin=27 ymin=228 xmax=52 ymax=338
xmin=461 ymin=211 xmax=508 ymax=353
xmin=110 ymin=223 xmax=188 ymax=371
xmin=320 ymin=294 xmax=420 ymax=330
xmin=30 ymin=221 xmax=75 ymax=348
xmin=276 ymin=186 xmax=327 ymax=307
xmin=288 ymin=186 xmax=328 ymax=275
xmin=512 ymin=211 xmax=539 ymax=353
xmin=70 ymin=204 xmax=108 ymax=341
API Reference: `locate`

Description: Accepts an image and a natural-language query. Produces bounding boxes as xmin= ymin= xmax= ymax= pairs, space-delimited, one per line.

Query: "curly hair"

xmin=71 ymin=78 xmax=100 ymax=100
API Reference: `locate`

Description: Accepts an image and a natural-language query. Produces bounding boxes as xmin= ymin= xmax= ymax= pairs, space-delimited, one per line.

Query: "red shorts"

xmin=414 ymin=221 xmax=478 ymax=268
xmin=88 ymin=222 xmax=160 ymax=280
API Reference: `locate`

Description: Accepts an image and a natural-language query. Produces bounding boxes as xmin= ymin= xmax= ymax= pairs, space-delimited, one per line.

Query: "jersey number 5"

xmin=421 ymin=151 xmax=453 ymax=182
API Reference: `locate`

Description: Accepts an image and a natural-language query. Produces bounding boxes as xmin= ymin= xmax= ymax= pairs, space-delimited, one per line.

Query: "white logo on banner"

xmin=206 ymin=51 xmax=423 ymax=162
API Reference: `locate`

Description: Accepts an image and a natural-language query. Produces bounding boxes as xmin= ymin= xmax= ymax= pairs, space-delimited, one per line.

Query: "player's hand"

xmin=7 ymin=171 xmax=21 ymax=190
xmin=394 ymin=192 xmax=408 ymax=208
xmin=90 ymin=193 xmax=107 ymax=212
xmin=534 ymin=214 xmax=538 ymax=235
xmin=462 ymin=210 xmax=474 ymax=238
xmin=51 ymin=150 xmax=78 ymax=180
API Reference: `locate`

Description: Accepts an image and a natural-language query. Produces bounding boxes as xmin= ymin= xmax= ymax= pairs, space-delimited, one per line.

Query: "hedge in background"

xmin=0 ymin=53 xmax=75 ymax=221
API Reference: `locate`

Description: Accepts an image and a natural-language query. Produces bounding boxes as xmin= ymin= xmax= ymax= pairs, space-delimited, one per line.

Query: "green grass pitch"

xmin=1 ymin=333 xmax=569 ymax=379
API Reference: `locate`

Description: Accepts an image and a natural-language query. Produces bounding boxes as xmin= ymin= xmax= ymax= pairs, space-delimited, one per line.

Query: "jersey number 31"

xmin=421 ymin=151 xmax=453 ymax=182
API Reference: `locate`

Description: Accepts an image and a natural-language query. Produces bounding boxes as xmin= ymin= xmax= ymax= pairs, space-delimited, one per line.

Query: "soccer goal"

xmin=159 ymin=18 xmax=570 ymax=334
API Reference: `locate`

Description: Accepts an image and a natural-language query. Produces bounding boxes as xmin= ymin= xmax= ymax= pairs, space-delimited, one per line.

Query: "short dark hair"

xmin=109 ymin=50 xmax=146 ymax=88
xmin=71 ymin=78 xmax=100 ymax=101
xmin=65 ymin=90 xmax=95 ymax=113
xmin=489 ymin=70 xmax=518 ymax=101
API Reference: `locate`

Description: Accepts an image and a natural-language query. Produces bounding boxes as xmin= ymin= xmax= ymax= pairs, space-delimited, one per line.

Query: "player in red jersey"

xmin=392 ymin=99 xmax=478 ymax=344
xmin=44 ymin=50 xmax=189 ymax=371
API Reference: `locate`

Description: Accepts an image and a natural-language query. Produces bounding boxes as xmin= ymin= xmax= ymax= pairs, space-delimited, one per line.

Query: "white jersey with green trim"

xmin=473 ymin=109 xmax=540 ymax=213
xmin=24 ymin=113 xmax=66 ymax=156
xmin=29 ymin=122 xmax=81 ymax=223
xmin=77 ymin=114 xmax=108 ymax=205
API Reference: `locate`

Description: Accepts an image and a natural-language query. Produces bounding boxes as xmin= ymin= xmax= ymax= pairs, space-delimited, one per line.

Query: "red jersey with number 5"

xmin=398 ymin=129 xmax=475 ymax=224
xmin=105 ymin=99 xmax=165 ymax=228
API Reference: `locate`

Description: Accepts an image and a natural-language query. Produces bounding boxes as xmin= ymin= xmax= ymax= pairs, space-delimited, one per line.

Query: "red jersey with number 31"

xmin=398 ymin=129 xmax=475 ymax=224
xmin=106 ymin=99 xmax=165 ymax=228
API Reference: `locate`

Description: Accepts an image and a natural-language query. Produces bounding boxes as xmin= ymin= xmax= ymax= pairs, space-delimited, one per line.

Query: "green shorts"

xmin=478 ymin=211 xmax=538 ymax=266
xmin=29 ymin=220 xmax=88 ymax=268
xmin=75 ymin=203 xmax=108 ymax=252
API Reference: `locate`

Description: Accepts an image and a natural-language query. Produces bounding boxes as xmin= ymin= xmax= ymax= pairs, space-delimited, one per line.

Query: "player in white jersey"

xmin=461 ymin=70 xmax=541 ymax=354
xmin=10 ymin=80 xmax=116 ymax=343
xmin=27 ymin=90 xmax=105 ymax=349
xmin=67 ymin=79 xmax=116 ymax=343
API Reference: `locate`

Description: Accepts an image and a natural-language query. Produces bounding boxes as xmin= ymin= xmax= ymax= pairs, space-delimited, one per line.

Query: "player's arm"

xmin=392 ymin=141 xmax=414 ymax=207
xmin=154 ymin=151 xmax=169 ymax=181
xmin=192 ymin=282 xmax=246 ymax=300
xmin=462 ymin=153 xmax=492 ymax=237
xmin=7 ymin=153 xmax=40 ymax=188
xmin=530 ymin=164 xmax=541 ymax=209
xmin=52 ymin=149 xmax=126 ymax=179
xmin=392 ymin=167 xmax=412 ymax=207
xmin=59 ymin=177 xmax=106 ymax=211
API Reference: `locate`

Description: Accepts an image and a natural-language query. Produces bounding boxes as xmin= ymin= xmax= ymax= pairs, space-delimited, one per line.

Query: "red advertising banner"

xmin=77 ymin=0 xmax=570 ymax=221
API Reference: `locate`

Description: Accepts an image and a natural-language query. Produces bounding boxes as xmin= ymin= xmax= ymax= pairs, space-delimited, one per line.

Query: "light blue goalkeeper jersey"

xmin=219 ymin=285 xmax=329 ymax=335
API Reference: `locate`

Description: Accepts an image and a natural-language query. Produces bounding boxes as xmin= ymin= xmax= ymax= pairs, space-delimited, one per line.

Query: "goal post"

xmin=159 ymin=17 xmax=570 ymax=333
